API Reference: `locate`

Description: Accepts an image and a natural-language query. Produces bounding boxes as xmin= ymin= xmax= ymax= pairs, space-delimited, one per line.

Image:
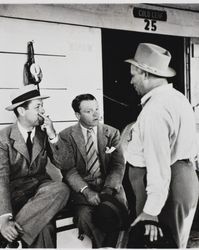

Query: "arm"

xmin=48 ymin=130 xmax=90 ymax=193
xmin=141 ymin=108 xmax=172 ymax=216
xmin=0 ymin=141 xmax=23 ymax=241
xmin=0 ymin=141 xmax=12 ymax=216
xmin=39 ymin=114 xmax=75 ymax=169
xmin=131 ymin=108 xmax=172 ymax=240
xmin=103 ymin=129 xmax=126 ymax=192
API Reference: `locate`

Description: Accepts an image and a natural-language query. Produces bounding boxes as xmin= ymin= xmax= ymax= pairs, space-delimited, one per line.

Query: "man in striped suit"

xmin=51 ymin=94 xmax=127 ymax=248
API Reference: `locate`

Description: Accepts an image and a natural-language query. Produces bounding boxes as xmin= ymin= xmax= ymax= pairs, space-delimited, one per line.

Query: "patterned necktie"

xmin=86 ymin=129 xmax=101 ymax=178
xmin=26 ymin=131 xmax=32 ymax=159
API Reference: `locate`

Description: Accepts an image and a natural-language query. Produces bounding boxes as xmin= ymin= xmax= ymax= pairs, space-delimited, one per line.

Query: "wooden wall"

xmin=0 ymin=13 xmax=103 ymax=132
xmin=1 ymin=3 xmax=199 ymax=132
xmin=0 ymin=4 xmax=199 ymax=37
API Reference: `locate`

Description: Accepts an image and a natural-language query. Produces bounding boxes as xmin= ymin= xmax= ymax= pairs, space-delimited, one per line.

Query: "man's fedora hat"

xmin=92 ymin=193 xmax=129 ymax=233
xmin=6 ymin=84 xmax=49 ymax=111
xmin=127 ymin=220 xmax=177 ymax=248
xmin=125 ymin=43 xmax=176 ymax=78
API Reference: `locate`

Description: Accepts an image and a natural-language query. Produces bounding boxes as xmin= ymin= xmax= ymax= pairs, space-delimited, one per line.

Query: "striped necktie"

xmin=86 ymin=129 xmax=101 ymax=178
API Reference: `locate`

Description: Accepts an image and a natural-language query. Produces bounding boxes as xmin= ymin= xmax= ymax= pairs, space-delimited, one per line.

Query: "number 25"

xmin=144 ymin=19 xmax=157 ymax=31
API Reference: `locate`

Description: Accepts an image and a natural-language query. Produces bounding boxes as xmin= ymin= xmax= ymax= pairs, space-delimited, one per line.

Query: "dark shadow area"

xmin=102 ymin=29 xmax=184 ymax=132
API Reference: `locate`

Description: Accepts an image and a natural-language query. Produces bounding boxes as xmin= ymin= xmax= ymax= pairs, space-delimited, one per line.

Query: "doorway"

xmin=102 ymin=29 xmax=185 ymax=132
xmin=102 ymin=29 xmax=186 ymax=218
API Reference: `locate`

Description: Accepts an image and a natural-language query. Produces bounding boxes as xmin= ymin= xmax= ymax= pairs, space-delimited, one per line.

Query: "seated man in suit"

xmin=50 ymin=93 xmax=127 ymax=248
xmin=0 ymin=84 xmax=70 ymax=248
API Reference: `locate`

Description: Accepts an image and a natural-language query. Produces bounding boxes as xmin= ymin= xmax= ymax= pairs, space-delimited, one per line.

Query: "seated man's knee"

xmin=56 ymin=182 xmax=70 ymax=199
xmin=49 ymin=182 xmax=70 ymax=201
xmin=77 ymin=206 xmax=92 ymax=223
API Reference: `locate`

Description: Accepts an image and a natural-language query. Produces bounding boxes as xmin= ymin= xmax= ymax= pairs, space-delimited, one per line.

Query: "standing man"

xmin=125 ymin=43 xmax=199 ymax=248
xmin=0 ymin=84 xmax=69 ymax=248
xmin=50 ymin=93 xmax=127 ymax=248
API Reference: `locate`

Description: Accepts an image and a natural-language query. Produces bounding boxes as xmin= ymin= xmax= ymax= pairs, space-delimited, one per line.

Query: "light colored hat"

xmin=125 ymin=43 xmax=176 ymax=77
xmin=6 ymin=84 xmax=49 ymax=111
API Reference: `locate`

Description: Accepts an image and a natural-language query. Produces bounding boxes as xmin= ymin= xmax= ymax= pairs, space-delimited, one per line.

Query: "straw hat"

xmin=125 ymin=43 xmax=176 ymax=77
xmin=6 ymin=84 xmax=49 ymax=111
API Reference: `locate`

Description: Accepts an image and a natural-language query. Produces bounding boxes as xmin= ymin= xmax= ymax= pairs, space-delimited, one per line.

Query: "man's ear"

xmin=75 ymin=112 xmax=80 ymax=121
xmin=17 ymin=106 xmax=26 ymax=117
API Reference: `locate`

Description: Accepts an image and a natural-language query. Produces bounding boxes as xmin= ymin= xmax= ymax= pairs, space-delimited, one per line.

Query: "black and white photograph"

xmin=0 ymin=1 xmax=199 ymax=248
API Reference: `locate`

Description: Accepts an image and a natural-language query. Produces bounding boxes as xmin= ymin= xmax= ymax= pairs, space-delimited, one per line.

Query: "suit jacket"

xmin=0 ymin=123 xmax=54 ymax=216
xmin=51 ymin=123 xmax=126 ymax=201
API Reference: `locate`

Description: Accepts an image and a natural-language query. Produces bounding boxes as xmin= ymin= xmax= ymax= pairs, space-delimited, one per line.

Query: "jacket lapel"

xmin=10 ymin=123 xmax=30 ymax=162
xmin=72 ymin=123 xmax=87 ymax=164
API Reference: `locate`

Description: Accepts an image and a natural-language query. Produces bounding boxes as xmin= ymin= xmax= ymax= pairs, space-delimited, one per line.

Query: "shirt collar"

xmin=141 ymin=83 xmax=173 ymax=106
xmin=17 ymin=121 xmax=35 ymax=142
xmin=80 ymin=123 xmax=97 ymax=135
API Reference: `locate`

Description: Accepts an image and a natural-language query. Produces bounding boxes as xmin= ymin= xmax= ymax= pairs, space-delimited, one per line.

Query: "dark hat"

xmin=127 ymin=220 xmax=177 ymax=248
xmin=92 ymin=193 xmax=129 ymax=233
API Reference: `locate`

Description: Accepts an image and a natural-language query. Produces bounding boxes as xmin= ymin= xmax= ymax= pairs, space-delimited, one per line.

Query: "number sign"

xmin=133 ymin=7 xmax=167 ymax=32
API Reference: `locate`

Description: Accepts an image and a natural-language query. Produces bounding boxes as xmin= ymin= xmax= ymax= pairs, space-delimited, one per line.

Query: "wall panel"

xmin=0 ymin=16 xmax=103 ymax=129
xmin=0 ymin=4 xmax=199 ymax=37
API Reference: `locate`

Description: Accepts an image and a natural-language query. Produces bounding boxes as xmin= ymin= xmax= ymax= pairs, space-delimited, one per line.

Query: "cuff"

xmin=80 ymin=185 xmax=88 ymax=193
xmin=0 ymin=213 xmax=13 ymax=230
xmin=48 ymin=134 xmax=58 ymax=144
xmin=143 ymin=193 xmax=166 ymax=216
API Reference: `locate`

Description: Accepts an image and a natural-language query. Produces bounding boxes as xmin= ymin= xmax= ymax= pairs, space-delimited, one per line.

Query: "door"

xmin=190 ymin=38 xmax=199 ymax=125
xmin=102 ymin=29 xmax=186 ymax=216
xmin=102 ymin=28 xmax=185 ymax=132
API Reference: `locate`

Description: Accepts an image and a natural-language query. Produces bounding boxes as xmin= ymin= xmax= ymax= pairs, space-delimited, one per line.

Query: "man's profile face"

xmin=130 ymin=65 xmax=146 ymax=96
xmin=77 ymin=99 xmax=100 ymax=128
xmin=23 ymin=99 xmax=45 ymax=127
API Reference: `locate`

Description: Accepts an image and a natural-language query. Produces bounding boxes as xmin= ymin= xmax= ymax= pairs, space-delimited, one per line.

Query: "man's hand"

xmin=100 ymin=186 xmax=114 ymax=196
xmin=82 ymin=188 xmax=100 ymax=206
xmin=0 ymin=216 xmax=23 ymax=242
xmin=131 ymin=211 xmax=163 ymax=242
xmin=101 ymin=185 xmax=121 ymax=196
xmin=38 ymin=113 xmax=56 ymax=139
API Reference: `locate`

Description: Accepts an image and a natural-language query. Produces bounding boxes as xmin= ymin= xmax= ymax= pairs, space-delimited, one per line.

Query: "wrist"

xmin=80 ymin=185 xmax=88 ymax=194
xmin=0 ymin=214 xmax=13 ymax=230
xmin=48 ymin=132 xmax=56 ymax=140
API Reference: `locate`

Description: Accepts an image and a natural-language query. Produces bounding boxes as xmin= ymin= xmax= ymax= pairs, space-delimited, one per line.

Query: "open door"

xmin=190 ymin=38 xmax=199 ymax=125
xmin=102 ymin=29 xmax=186 ymax=218
xmin=102 ymin=28 xmax=185 ymax=132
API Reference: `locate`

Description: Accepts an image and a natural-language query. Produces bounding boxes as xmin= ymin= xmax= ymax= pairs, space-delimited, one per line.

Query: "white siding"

xmin=0 ymin=16 xmax=103 ymax=132
xmin=0 ymin=4 xmax=199 ymax=37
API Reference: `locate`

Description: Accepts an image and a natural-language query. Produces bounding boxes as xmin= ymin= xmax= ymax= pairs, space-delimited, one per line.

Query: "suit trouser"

xmin=72 ymin=186 xmax=127 ymax=248
xmin=75 ymin=204 xmax=106 ymax=248
xmin=15 ymin=181 xmax=69 ymax=247
xmin=128 ymin=160 xmax=199 ymax=248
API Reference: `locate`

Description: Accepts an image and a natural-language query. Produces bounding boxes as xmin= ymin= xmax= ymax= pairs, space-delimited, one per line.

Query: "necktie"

xmin=26 ymin=131 xmax=32 ymax=159
xmin=86 ymin=129 xmax=101 ymax=178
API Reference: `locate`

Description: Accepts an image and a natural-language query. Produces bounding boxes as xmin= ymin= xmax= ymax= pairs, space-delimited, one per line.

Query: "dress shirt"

xmin=126 ymin=84 xmax=197 ymax=216
xmin=80 ymin=124 xmax=98 ymax=152
xmin=17 ymin=122 xmax=35 ymax=143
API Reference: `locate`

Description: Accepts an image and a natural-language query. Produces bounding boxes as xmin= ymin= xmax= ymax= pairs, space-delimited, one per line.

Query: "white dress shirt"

xmin=126 ymin=84 xmax=197 ymax=216
xmin=17 ymin=122 xmax=35 ymax=142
